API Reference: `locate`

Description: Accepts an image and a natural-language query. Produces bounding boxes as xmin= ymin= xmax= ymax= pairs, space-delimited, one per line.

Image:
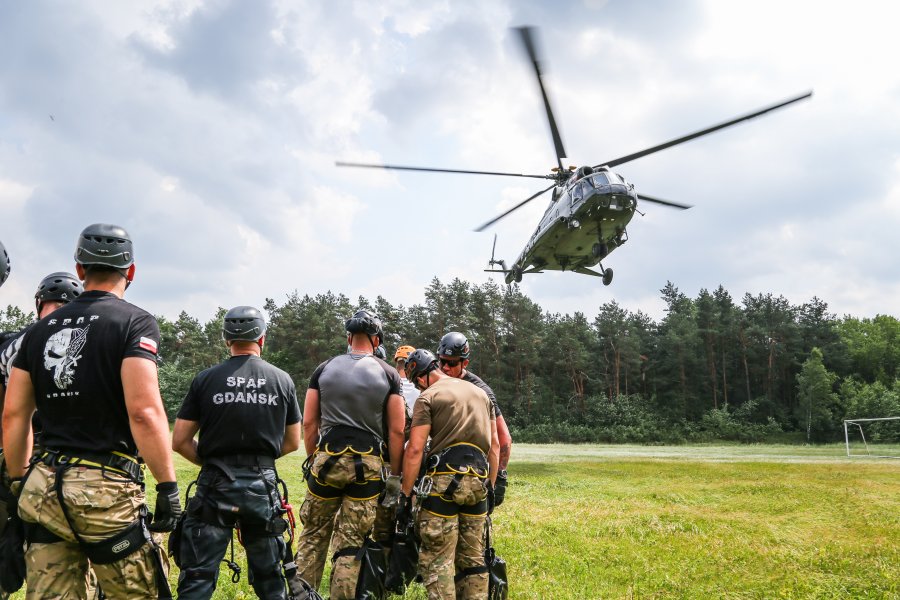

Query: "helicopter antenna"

xmin=595 ymin=91 xmax=813 ymax=169
xmin=474 ymin=183 xmax=556 ymax=232
xmin=516 ymin=26 xmax=567 ymax=172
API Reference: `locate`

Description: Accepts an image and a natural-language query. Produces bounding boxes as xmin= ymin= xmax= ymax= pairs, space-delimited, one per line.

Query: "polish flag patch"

xmin=139 ymin=337 xmax=158 ymax=354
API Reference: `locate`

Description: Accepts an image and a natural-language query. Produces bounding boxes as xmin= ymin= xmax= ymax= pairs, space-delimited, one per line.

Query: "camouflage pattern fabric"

xmin=416 ymin=474 xmax=488 ymax=600
xmin=17 ymin=462 xmax=169 ymax=600
xmin=292 ymin=451 xmax=382 ymax=599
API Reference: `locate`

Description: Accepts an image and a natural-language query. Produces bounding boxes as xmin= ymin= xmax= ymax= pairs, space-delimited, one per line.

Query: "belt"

xmin=38 ymin=448 xmax=143 ymax=481
xmin=203 ymin=454 xmax=276 ymax=482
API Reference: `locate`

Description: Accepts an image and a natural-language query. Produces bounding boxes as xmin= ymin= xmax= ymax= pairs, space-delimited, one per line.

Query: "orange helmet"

xmin=394 ymin=345 xmax=416 ymax=361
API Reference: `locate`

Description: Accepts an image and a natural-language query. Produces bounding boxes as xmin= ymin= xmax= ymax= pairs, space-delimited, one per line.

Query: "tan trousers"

xmin=17 ymin=462 xmax=169 ymax=600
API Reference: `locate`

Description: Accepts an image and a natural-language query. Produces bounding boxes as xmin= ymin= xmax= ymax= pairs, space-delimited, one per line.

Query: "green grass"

xmin=11 ymin=445 xmax=900 ymax=599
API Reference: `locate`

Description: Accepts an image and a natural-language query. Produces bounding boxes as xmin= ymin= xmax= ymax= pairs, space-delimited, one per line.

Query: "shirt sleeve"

xmin=11 ymin=329 xmax=32 ymax=373
xmin=410 ymin=392 xmax=433 ymax=428
xmin=176 ymin=376 xmax=202 ymax=421
xmin=378 ymin=360 xmax=404 ymax=396
xmin=124 ymin=311 xmax=161 ymax=362
xmin=308 ymin=360 xmax=328 ymax=390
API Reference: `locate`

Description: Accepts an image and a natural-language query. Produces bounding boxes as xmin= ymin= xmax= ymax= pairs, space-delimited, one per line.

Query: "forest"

xmin=2 ymin=278 xmax=899 ymax=444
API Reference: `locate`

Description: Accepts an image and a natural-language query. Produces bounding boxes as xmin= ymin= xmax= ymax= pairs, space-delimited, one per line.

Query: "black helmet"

xmin=35 ymin=272 xmax=83 ymax=305
xmin=437 ymin=331 xmax=470 ymax=359
xmin=223 ymin=306 xmax=267 ymax=342
xmin=405 ymin=349 xmax=438 ymax=381
xmin=345 ymin=310 xmax=383 ymax=339
xmin=0 ymin=239 xmax=9 ymax=288
xmin=74 ymin=223 xmax=134 ymax=269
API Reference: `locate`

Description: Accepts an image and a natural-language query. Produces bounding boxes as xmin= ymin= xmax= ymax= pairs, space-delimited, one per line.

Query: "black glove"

xmin=395 ymin=494 xmax=413 ymax=531
xmin=3 ymin=477 xmax=22 ymax=521
xmin=494 ymin=470 xmax=508 ymax=507
xmin=149 ymin=481 xmax=182 ymax=533
xmin=486 ymin=483 xmax=495 ymax=515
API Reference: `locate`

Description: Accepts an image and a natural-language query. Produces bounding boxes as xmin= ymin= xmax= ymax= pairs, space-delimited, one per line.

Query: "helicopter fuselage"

xmin=504 ymin=167 xmax=637 ymax=284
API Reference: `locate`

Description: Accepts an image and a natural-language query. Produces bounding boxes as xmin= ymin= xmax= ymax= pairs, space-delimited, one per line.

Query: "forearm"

xmin=303 ymin=421 xmax=318 ymax=456
xmin=401 ymin=447 xmax=423 ymax=495
xmin=389 ymin=429 xmax=404 ymax=475
xmin=489 ymin=444 xmax=500 ymax=486
xmin=2 ymin=411 xmax=33 ymax=478
xmin=173 ymin=437 xmax=201 ymax=466
xmin=497 ymin=416 xmax=512 ymax=469
xmin=130 ymin=406 xmax=176 ymax=482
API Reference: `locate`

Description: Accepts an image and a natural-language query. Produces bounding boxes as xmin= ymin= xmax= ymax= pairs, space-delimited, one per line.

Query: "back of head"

xmin=74 ymin=223 xmax=134 ymax=271
xmin=0 ymin=239 xmax=9 ymax=288
xmin=405 ymin=348 xmax=439 ymax=381
xmin=437 ymin=331 xmax=470 ymax=359
xmin=345 ymin=310 xmax=383 ymax=340
xmin=35 ymin=272 xmax=83 ymax=307
xmin=223 ymin=306 xmax=267 ymax=342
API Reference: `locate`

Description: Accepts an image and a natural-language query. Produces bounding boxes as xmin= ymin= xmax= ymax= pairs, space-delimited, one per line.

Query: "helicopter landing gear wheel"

xmin=602 ymin=267 xmax=613 ymax=286
xmin=513 ymin=267 xmax=523 ymax=283
xmin=592 ymin=242 xmax=608 ymax=259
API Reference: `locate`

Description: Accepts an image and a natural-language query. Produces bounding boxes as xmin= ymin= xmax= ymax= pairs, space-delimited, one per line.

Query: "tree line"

xmin=2 ymin=279 xmax=898 ymax=444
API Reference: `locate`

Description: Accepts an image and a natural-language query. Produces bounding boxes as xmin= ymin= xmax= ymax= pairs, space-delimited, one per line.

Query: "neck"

xmin=230 ymin=343 xmax=261 ymax=357
xmin=84 ymin=277 xmax=127 ymax=298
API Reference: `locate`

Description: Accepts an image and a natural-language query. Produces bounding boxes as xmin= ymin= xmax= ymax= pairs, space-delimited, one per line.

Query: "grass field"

xmin=11 ymin=444 xmax=900 ymax=599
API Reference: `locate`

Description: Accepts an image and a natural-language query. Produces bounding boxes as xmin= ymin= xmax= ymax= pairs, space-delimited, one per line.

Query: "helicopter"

xmin=337 ymin=27 xmax=812 ymax=286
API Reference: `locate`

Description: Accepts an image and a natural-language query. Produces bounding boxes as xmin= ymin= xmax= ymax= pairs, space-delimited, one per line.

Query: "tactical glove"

xmin=395 ymin=494 xmax=413 ymax=531
xmin=381 ymin=474 xmax=402 ymax=509
xmin=494 ymin=470 xmax=508 ymax=506
xmin=486 ymin=483 xmax=496 ymax=515
xmin=149 ymin=481 xmax=182 ymax=533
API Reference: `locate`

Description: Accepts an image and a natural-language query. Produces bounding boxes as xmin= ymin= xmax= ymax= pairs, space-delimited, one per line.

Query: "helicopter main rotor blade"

xmin=516 ymin=27 xmax=567 ymax=171
xmin=637 ymin=193 xmax=693 ymax=210
xmin=336 ymin=161 xmax=554 ymax=180
xmin=596 ymin=91 xmax=813 ymax=169
xmin=474 ymin=183 xmax=557 ymax=232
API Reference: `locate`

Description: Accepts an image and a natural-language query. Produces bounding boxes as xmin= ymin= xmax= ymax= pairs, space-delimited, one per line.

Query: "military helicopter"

xmin=338 ymin=27 xmax=811 ymax=285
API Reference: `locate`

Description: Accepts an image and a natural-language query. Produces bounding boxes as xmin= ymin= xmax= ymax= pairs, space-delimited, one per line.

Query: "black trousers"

xmin=176 ymin=464 xmax=287 ymax=600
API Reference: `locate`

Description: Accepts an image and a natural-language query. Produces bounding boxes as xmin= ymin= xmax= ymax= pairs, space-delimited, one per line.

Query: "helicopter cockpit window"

xmin=591 ymin=172 xmax=609 ymax=186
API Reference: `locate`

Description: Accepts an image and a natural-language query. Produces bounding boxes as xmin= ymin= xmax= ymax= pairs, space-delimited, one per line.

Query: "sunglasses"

xmin=440 ymin=358 xmax=462 ymax=368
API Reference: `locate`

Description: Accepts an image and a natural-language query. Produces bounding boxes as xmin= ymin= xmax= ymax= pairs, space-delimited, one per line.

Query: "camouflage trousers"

xmin=416 ymin=474 xmax=488 ymax=600
xmin=17 ymin=461 xmax=169 ymax=600
xmin=291 ymin=451 xmax=383 ymax=599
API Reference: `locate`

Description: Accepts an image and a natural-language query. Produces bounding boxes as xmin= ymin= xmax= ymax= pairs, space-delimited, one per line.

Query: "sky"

xmin=1 ymin=0 xmax=898 ymax=325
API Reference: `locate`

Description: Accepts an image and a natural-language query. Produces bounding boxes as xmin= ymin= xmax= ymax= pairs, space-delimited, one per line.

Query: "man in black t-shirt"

xmin=438 ymin=331 xmax=513 ymax=506
xmin=172 ymin=305 xmax=301 ymax=600
xmin=2 ymin=223 xmax=180 ymax=599
xmin=0 ymin=272 xmax=83 ymax=541
xmin=291 ymin=310 xmax=406 ymax=600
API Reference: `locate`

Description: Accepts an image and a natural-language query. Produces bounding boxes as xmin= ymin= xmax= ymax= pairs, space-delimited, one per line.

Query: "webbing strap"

xmin=454 ymin=565 xmax=489 ymax=583
xmin=23 ymin=522 xmax=64 ymax=545
xmin=353 ymin=454 xmax=365 ymax=483
xmin=307 ymin=474 xmax=383 ymax=501
xmin=332 ymin=546 xmax=362 ymax=562
xmin=180 ymin=567 xmax=218 ymax=581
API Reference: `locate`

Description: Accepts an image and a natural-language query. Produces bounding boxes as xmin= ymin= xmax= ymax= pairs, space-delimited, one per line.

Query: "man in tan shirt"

xmin=400 ymin=349 xmax=499 ymax=600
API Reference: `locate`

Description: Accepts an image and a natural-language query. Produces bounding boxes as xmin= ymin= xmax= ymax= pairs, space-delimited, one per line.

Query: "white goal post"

xmin=844 ymin=417 xmax=900 ymax=459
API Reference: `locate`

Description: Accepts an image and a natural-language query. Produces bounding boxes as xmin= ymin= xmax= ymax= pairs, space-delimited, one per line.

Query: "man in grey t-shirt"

xmin=290 ymin=310 xmax=406 ymax=599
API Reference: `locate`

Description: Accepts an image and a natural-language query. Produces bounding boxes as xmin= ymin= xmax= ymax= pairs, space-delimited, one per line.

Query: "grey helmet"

xmin=345 ymin=310 xmax=383 ymax=340
xmin=35 ymin=272 xmax=83 ymax=308
xmin=405 ymin=349 xmax=439 ymax=381
xmin=74 ymin=223 xmax=134 ymax=269
xmin=0 ymin=239 xmax=9 ymax=288
xmin=374 ymin=344 xmax=387 ymax=361
xmin=223 ymin=306 xmax=267 ymax=342
xmin=437 ymin=331 xmax=470 ymax=359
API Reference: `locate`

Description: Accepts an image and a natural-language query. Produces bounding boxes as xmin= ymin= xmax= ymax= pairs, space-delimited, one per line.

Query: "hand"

xmin=381 ymin=474 xmax=402 ymax=509
xmin=4 ymin=477 xmax=22 ymax=519
xmin=494 ymin=470 xmax=508 ymax=506
xmin=486 ymin=483 xmax=495 ymax=515
xmin=149 ymin=482 xmax=182 ymax=533
xmin=395 ymin=494 xmax=413 ymax=530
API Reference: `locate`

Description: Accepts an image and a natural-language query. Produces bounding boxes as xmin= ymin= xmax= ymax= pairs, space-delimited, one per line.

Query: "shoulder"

xmin=258 ymin=359 xmax=295 ymax=385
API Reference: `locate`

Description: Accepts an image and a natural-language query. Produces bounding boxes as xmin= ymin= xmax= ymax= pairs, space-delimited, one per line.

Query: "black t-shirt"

xmin=462 ymin=371 xmax=503 ymax=418
xmin=0 ymin=325 xmax=44 ymax=436
xmin=177 ymin=355 xmax=301 ymax=459
xmin=13 ymin=291 xmax=160 ymax=455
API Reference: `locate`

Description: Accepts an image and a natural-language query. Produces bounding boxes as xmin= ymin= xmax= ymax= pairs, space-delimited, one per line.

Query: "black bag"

xmin=355 ymin=537 xmax=387 ymax=600
xmin=485 ymin=517 xmax=508 ymax=600
xmin=0 ymin=513 xmax=26 ymax=594
xmin=383 ymin=524 xmax=419 ymax=594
